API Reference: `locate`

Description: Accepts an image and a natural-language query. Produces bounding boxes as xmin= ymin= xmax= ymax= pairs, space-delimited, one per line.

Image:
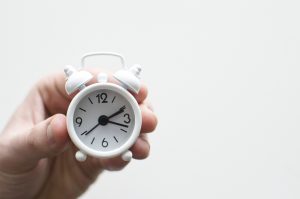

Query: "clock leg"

xmin=121 ymin=150 xmax=132 ymax=162
xmin=75 ymin=150 xmax=87 ymax=162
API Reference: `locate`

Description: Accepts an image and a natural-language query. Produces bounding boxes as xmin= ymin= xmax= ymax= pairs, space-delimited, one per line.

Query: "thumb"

xmin=12 ymin=114 xmax=70 ymax=168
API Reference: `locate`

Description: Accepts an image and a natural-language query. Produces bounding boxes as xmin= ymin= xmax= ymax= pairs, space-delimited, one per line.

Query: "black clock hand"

xmin=107 ymin=120 xmax=129 ymax=128
xmin=84 ymin=109 xmax=127 ymax=135
xmin=85 ymin=123 xmax=101 ymax=136
xmin=108 ymin=105 xmax=126 ymax=119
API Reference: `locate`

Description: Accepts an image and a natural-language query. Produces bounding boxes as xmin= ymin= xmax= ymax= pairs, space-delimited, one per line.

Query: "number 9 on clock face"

xmin=72 ymin=88 xmax=136 ymax=152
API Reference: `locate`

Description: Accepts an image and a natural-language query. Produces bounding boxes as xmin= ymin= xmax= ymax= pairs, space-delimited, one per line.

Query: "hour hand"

xmin=107 ymin=120 xmax=128 ymax=128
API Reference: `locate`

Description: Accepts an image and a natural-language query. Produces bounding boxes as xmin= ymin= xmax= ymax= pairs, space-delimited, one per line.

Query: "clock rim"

xmin=66 ymin=83 xmax=142 ymax=158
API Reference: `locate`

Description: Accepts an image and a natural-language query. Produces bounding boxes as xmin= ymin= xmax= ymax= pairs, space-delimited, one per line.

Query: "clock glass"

xmin=73 ymin=89 xmax=135 ymax=152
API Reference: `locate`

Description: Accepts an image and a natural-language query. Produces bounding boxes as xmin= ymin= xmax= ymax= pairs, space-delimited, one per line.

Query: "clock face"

xmin=73 ymin=89 xmax=135 ymax=152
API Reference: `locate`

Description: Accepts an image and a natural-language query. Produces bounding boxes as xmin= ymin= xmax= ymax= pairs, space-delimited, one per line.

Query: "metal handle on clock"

xmin=80 ymin=52 xmax=127 ymax=69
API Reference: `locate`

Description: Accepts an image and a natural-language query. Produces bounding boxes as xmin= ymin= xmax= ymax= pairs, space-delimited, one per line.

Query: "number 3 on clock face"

xmin=68 ymin=83 xmax=141 ymax=156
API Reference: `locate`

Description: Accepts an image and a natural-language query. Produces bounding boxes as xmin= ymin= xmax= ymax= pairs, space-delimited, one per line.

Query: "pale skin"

xmin=0 ymin=69 xmax=157 ymax=199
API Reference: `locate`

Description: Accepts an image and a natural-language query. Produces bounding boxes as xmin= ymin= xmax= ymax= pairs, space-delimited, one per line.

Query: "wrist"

xmin=0 ymin=170 xmax=37 ymax=199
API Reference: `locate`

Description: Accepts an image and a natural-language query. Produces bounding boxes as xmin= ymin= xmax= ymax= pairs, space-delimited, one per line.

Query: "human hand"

xmin=0 ymin=69 xmax=157 ymax=199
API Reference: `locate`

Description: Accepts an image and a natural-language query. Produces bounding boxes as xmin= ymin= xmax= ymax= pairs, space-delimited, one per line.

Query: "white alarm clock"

xmin=64 ymin=52 xmax=142 ymax=162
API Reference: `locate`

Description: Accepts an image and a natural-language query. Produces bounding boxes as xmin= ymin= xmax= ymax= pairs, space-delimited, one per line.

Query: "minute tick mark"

xmin=120 ymin=129 xmax=127 ymax=133
xmin=113 ymin=136 xmax=118 ymax=143
xmin=91 ymin=137 xmax=95 ymax=144
xmin=112 ymin=96 xmax=116 ymax=103
xmin=88 ymin=97 xmax=93 ymax=104
xmin=79 ymin=108 xmax=86 ymax=112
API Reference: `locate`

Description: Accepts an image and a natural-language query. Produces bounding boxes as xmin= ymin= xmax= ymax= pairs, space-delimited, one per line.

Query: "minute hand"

xmin=107 ymin=106 xmax=125 ymax=119
xmin=85 ymin=123 xmax=100 ymax=135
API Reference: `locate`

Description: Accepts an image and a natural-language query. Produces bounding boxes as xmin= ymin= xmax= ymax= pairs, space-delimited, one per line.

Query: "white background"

xmin=1 ymin=0 xmax=300 ymax=198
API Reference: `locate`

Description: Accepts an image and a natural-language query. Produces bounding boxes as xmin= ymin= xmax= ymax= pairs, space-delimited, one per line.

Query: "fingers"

xmin=11 ymin=114 xmax=70 ymax=169
xmin=31 ymin=69 xmax=156 ymax=173
xmin=131 ymin=134 xmax=150 ymax=159
xmin=141 ymin=103 xmax=158 ymax=133
xmin=36 ymin=72 xmax=72 ymax=115
xmin=99 ymin=156 xmax=130 ymax=171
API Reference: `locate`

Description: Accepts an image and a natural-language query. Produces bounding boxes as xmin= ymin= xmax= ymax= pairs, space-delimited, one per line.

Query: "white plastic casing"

xmin=113 ymin=64 xmax=142 ymax=94
xmin=66 ymin=83 xmax=142 ymax=159
xmin=64 ymin=54 xmax=142 ymax=162
xmin=75 ymin=151 xmax=87 ymax=162
xmin=64 ymin=65 xmax=93 ymax=95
